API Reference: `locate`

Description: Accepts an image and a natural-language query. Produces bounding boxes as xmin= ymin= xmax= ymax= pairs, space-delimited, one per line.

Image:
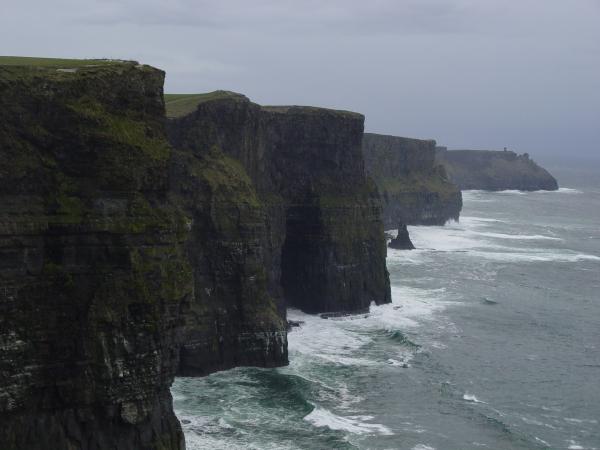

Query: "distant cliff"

xmin=167 ymin=92 xmax=391 ymax=315
xmin=436 ymin=148 xmax=559 ymax=191
xmin=363 ymin=133 xmax=462 ymax=228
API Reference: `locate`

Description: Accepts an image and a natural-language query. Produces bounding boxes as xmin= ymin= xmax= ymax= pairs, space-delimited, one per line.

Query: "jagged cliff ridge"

xmin=166 ymin=92 xmax=391 ymax=315
xmin=0 ymin=58 xmax=191 ymax=449
xmin=436 ymin=148 xmax=559 ymax=191
xmin=362 ymin=133 xmax=462 ymax=228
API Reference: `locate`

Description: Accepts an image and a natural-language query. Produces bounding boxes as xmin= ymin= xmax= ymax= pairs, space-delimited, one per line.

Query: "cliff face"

xmin=362 ymin=133 xmax=462 ymax=228
xmin=0 ymin=61 xmax=191 ymax=449
xmin=1 ymin=60 xmax=392 ymax=448
xmin=436 ymin=149 xmax=559 ymax=191
xmin=169 ymin=145 xmax=287 ymax=377
xmin=0 ymin=62 xmax=288 ymax=449
xmin=167 ymin=93 xmax=391 ymax=314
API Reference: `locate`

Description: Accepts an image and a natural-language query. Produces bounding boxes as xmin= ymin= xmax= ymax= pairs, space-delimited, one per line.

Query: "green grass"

xmin=261 ymin=105 xmax=363 ymax=119
xmin=164 ymin=91 xmax=244 ymax=118
xmin=0 ymin=56 xmax=132 ymax=68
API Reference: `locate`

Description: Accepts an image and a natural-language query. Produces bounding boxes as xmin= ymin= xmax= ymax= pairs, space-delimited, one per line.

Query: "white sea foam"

xmin=399 ymin=218 xmax=600 ymax=264
xmin=287 ymin=285 xmax=453 ymax=363
xmin=304 ymin=404 xmax=393 ymax=435
xmin=468 ymin=249 xmax=600 ymax=263
xmin=412 ymin=445 xmax=436 ymax=450
xmin=463 ymin=393 xmax=486 ymax=404
xmin=534 ymin=436 xmax=551 ymax=446
xmin=557 ymin=188 xmax=582 ymax=194
xmin=474 ymin=231 xmax=562 ymax=241
xmin=564 ymin=417 xmax=599 ymax=424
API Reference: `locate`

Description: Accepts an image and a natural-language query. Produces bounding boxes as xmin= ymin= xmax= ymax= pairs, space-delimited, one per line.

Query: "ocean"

xmin=171 ymin=166 xmax=600 ymax=450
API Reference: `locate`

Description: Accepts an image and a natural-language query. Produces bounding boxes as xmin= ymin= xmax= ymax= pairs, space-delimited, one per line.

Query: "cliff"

xmin=436 ymin=148 xmax=559 ymax=191
xmin=362 ymin=133 xmax=462 ymax=228
xmin=0 ymin=58 xmax=191 ymax=449
xmin=167 ymin=92 xmax=391 ymax=314
xmin=0 ymin=58 xmax=391 ymax=449
xmin=169 ymin=137 xmax=287 ymax=377
xmin=0 ymin=59 xmax=286 ymax=449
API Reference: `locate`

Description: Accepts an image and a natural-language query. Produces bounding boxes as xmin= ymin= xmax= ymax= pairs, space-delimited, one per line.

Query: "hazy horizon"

xmin=2 ymin=0 xmax=599 ymax=160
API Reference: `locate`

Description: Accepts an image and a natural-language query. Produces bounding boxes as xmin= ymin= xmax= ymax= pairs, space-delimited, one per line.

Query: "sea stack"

xmin=389 ymin=224 xmax=416 ymax=250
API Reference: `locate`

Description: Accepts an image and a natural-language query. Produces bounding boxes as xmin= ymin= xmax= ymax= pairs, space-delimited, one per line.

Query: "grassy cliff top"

xmin=164 ymin=91 xmax=247 ymax=118
xmin=0 ymin=56 xmax=135 ymax=68
xmin=262 ymin=105 xmax=363 ymax=119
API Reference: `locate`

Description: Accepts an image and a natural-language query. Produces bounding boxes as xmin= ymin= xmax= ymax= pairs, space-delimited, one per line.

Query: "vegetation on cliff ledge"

xmin=164 ymin=91 xmax=247 ymax=118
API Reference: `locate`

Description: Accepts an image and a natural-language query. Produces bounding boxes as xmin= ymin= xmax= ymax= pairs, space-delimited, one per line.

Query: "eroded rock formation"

xmin=363 ymin=133 xmax=462 ymax=228
xmin=389 ymin=224 xmax=415 ymax=250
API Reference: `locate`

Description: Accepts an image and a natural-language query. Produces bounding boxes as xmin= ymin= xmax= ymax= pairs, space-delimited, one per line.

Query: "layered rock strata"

xmin=435 ymin=148 xmax=559 ymax=191
xmin=166 ymin=92 xmax=391 ymax=315
xmin=0 ymin=60 xmax=191 ymax=450
xmin=363 ymin=133 xmax=462 ymax=228
xmin=0 ymin=61 xmax=287 ymax=449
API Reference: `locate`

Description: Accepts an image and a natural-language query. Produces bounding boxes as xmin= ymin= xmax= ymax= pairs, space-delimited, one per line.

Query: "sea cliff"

xmin=363 ymin=133 xmax=462 ymax=228
xmin=436 ymin=148 xmax=559 ymax=191
xmin=166 ymin=92 xmax=391 ymax=315
xmin=0 ymin=59 xmax=192 ymax=450
xmin=1 ymin=58 xmax=391 ymax=449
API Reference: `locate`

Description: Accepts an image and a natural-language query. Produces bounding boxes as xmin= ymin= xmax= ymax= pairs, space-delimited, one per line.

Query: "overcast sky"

xmin=2 ymin=0 xmax=599 ymax=160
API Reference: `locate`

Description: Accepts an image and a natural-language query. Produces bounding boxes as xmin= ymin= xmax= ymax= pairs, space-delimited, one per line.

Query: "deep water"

xmin=172 ymin=167 xmax=600 ymax=450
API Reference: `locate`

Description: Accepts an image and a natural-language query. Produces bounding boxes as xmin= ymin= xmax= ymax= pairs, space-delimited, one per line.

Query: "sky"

xmin=2 ymin=0 xmax=599 ymax=160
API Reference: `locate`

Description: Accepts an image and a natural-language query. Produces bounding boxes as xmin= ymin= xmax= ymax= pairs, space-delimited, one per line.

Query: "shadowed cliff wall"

xmin=167 ymin=92 xmax=391 ymax=316
xmin=363 ymin=133 xmax=462 ymax=228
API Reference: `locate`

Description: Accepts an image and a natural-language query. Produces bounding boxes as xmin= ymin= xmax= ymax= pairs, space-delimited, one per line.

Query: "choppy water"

xmin=172 ymin=167 xmax=600 ymax=450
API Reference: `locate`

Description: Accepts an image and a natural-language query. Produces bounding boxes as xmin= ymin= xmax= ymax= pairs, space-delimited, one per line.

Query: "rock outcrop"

xmin=0 ymin=60 xmax=191 ymax=450
xmin=436 ymin=148 xmax=559 ymax=191
xmin=166 ymin=92 xmax=391 ymax=315
xmin=362 ymin=133 xmax=462 ymax=228
xmin=388 ymin=224 xmax=415 ymax=250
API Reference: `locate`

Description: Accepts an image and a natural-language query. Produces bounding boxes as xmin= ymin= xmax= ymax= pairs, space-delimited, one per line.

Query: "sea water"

xmin=172 ymin=166 xmax=600 ymax=450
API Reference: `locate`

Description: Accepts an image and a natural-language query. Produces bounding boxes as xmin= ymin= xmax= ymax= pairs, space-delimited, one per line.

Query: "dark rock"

xmin=436 ymin=148 xmax=559 ymax=191
xmin=287 ymin=320 xmax=304 ymax=330
xmin=166 ymin=93 xmax=391 ymax=316
xmin=363 ymin=133 xmax=462 ymax=228
xmin=389 ymin=224 xmax=415 ymax=250
xmin=0 ymin=61 xmax=191 ymax=450
xmin=169 ymin=146 xmax=288 ymax=376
